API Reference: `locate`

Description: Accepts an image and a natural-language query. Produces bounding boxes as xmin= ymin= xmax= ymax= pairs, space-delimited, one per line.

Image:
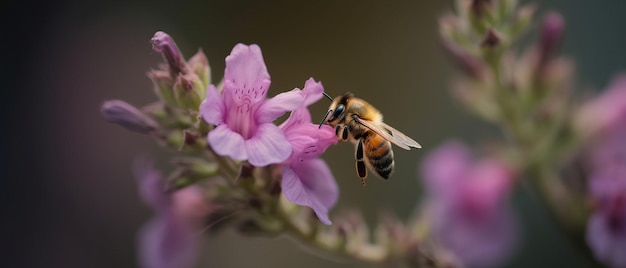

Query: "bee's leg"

xmin=355 ymin=138 xmax=367 ymax=186
xmin=336 ymin=125 xmax=350 ymax=141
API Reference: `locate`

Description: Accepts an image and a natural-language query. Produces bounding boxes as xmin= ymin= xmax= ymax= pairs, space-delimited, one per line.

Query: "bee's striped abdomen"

xmin=365 ymin=134 xmax=394 ymax=179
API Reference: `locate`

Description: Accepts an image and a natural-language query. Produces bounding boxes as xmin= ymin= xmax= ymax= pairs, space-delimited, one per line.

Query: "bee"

xmin=319 ymin=92 xmax=421 ymax=185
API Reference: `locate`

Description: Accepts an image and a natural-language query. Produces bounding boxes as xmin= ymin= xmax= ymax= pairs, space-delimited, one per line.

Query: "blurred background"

xmin=3 ymin=0 xmax=626 ymax=267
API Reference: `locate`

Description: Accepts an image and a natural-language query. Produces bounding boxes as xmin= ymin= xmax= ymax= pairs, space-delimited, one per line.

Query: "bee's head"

xmin=318 ymin=92 xmax=350 ymax=128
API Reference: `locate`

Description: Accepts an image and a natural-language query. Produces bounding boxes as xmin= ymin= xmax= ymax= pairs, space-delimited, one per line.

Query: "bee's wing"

xmin=355 ymin=117 xmax=422 ymax=150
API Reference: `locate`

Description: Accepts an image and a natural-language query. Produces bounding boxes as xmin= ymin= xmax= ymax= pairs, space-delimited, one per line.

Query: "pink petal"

xmin=421 ymin=141 xmax=471 ymax=197
xmin=133 ymin=159 xmax=168 ymax=209
xmin=222 ymin=79 xmax=272 ymax=108
xmin=256 ymin=89 xmax=304 ymax=123
xmin=244 ymin=123 xmax=291 ymax=166
xmin=282 ymin=159 xmax=338 ymax=225
xmin=137 ymin=212 xmax=199 ymax=268
xmin=284 ymin=122 xmax=337 ymax=162
xmin=200 ymin=84 xmax=225 ymax=125
xmin=587 ymin=213 xmax=612 ymax=263
xmin=208 ymin=124 xmax=247 ymax=161
xmin=224 ymin=44 xmax=270 ymax=92
xmin=280 ymin=107 xmax=313 ymax=131
xmin=301 ymin=78 xmax=325 ymax=106
xmin=575 ymin=74 xmax=626 ymax=137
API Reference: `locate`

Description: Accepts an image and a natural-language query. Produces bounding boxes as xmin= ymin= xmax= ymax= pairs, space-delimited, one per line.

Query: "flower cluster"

xmin=199 ymin=43 xmax=339 ymax=223
xmin=101 ymin=1 xmax=626 ymax=267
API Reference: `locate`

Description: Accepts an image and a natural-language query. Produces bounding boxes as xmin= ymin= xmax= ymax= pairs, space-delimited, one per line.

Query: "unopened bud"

xmin=151 ymin=31 xmax=189 ymax=78
xmin=101 ymin=100 xmax=159 ymax=134
xmin=188 ymin=49 xmax=212 ymax=89
xmin=481 ymin=28 xmax=501 ymax=48
xmin=173 ymin=74 xmax=205 ymax=110
xmin=538 ymin=12 xmax=565 ymax=68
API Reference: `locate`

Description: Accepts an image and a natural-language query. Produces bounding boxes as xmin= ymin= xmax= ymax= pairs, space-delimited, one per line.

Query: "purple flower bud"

xmin=151 ymin=31 xmax=189 ymax=78
xmin=538 ymin=12 xmax=565 ymax=68
xmin=101 ymin=100 xmax=159 ymax=134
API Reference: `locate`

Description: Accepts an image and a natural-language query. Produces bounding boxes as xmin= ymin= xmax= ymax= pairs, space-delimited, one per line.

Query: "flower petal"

xmin=133 ymin=159 xmax=168 ymax=210
xmin=245 ymin=123 xmax=291 ymax=166
xmin=431 ymin=201 xmax=518 ymax=268
xmin=280 ymin=107 xmax=312 ymax=131
xmin=586 ymin=212 xmax=612 ymax=263
xmin=137 ymin=212 xmax=199 ymax=268
xmin=282 ymin=159 xmax=338 ymax=225
xmin=200 ymin=84 xmax=224 ymax=125
xmin=208 ymin=124 xmax=247 ymax=161
xmin=301 ymin=78 xmax=325 ymax=106
xmin=284 ymin=121 xmax=337 ymax=162
xmin=420 ymin=141 xmax=471 ymax=197
xmin=256 ymin=89 xmax=304 ymax=123
xmin=225 ymin=44 xmax=270 ymax=92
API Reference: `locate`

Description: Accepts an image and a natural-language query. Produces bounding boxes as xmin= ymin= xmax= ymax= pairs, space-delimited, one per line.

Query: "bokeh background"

xmin=3 ymin=0 xmax=626 ymax=267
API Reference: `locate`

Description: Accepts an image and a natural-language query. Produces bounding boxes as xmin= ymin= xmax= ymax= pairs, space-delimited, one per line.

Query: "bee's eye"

xmin=331 ymin=104 xmax=345 ymax=121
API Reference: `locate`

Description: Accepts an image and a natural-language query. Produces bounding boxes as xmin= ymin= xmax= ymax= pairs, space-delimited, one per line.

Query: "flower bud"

xmin=173 ymin=73 xmax=205 ymax=110
xmin=151 ymin=31 xmax=189 ymax=78
xmin=188 ymin=49 xmax=212 ymax=89
xmin=538 ymin=12 xmax=565 ymax=69
xmin=101 ymin=100 xmax=160 ymax=134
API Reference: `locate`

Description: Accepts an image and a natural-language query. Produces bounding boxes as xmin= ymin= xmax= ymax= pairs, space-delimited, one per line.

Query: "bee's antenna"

xmin=322 ymin=92 xmax=333 ymax=101
xmin=318 ymin=109 xmax=332 ymax=129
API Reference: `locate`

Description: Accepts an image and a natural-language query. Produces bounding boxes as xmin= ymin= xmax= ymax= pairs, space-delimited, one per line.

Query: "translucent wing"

xmin=354 ymin=116 xmax=421 ymax=150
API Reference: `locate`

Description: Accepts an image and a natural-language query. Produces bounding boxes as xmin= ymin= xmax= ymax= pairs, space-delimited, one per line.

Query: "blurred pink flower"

xmin=421 ymin=142 xmax=518 ymax=268
xmin=200 ymin=44 xmax=304 ymax=166
xmin=135 ymin=161 xmax=212 ymax=268
xmin=279 ymin=78 xmax=339 ymax=225
xmin=575 ymin=74 xmax=626 ymax=139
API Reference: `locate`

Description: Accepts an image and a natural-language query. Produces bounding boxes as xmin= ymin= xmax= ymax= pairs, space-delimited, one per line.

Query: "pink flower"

xmin=134 ymin=161 xmax=212 ymax=268
xmin=421 ymin=142 xmax=518 ymax=268
xmin=279 ymin=78 xmax=339 ymax=225
xmin=200 ymin=44 xmax=304 ymax=166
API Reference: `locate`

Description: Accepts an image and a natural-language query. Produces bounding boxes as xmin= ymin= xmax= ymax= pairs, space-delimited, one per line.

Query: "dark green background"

xmin=3 ymin=0 xmax=626 ymax=267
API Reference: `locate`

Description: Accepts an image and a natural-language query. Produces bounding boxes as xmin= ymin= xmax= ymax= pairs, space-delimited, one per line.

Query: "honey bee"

xmin=319 ymin=92 xmax=421 ymax=185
